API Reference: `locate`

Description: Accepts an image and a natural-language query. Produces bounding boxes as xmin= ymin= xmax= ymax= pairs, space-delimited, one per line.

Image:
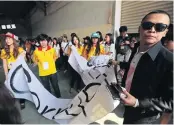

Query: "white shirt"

xmin=104 ymin=43 xmax=115 ymax=59
xmin=125 ymin=52 xmax=145 ymax=92
xmin=53 ymin=45 xmax=60 ymax=57
xmin=61 ymin=41 xmax=70 ymax=55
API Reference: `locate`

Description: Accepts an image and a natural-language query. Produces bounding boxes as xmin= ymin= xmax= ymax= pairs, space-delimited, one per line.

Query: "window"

xmin=6 ymin=25 xmax=11 ymax=29
xmin=1 ymin=24 xmax=16 ymax=29
xmin=1 ymin=25 xmax=6 ymax=29
xmin=11 ymin=24 xmax=16 ymax=29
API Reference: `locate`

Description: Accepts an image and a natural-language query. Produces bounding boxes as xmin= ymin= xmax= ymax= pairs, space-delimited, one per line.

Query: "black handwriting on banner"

xmin=93 ymin=64 xmax=111 ymax=70
xmin=41 ymin=106 xmax=56 ymax=115
xmin=78 ymin=96 xmax=86 ymax=117
xmin=87 ymin=56 xmax=106 ymax=67
xmin=52 ymin=104 xmax=80 ymax=119
xmin=10 ymin=64 xmax=102 ymax=120
xmin=52 ymin=83 xmax=102 ymax=119
xmin=87 ymin=64 xmax=111 ymax=80
xmin=10 ymin=64 xmax=79 ymax=119
xmin=10 ymin=64 xmax=41 ymax=110
xmin=82 ymin=83 xmax=101 ymax=102
xmin=10 ymin=64 xmax=30 ymax=93
xmin=30 ymin=91 xmax=40 ymax=110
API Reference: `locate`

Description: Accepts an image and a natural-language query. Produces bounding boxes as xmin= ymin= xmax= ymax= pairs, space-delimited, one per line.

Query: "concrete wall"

xmin=31 ymin=1 xmax=114 ymax=40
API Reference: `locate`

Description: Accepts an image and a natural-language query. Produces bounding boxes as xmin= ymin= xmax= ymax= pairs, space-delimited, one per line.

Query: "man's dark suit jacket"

xmin=119 ymin=42 xmax=173 ymax=123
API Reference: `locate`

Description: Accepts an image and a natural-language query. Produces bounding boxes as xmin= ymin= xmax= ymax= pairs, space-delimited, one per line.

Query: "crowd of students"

xmin=0 ymin=31 xmax=117 ymax=109
xmin=0 ymin=10 xmax=173 ymax=124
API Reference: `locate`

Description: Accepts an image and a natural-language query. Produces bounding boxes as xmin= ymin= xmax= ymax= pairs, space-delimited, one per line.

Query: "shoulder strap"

xmin=64 ymin=42 xmax=69 ymax=51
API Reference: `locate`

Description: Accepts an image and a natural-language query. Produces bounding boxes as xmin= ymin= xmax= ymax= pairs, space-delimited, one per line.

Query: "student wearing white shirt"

xmin=104 ymin=33 xmax=115 ymax=59
xmin=53 ymin=38 xmax=60 ymax=70
xmin=61 ymin=34 xmax=70 ymax=72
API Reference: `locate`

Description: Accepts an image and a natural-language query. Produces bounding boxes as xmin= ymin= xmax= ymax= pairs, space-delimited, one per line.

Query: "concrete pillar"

xmin=113 ymin=0 xmax=122 ymax=58
xmin=113 ymin=0 xmax=122 ymax=42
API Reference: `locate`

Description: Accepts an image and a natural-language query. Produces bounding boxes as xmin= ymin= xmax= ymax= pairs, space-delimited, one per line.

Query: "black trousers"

xmin=63 ymin=55 xmax=69 ymax=70
xmin=123 ymin=111 xmax=160 ymax=124
xmin=69 ymin=65 xmax=85 ymax=90
xmin=40 ymin=73 xmax=61 ymax=98
xmin=20 ymin=99 xmax=25 ymax=104
xmin=124 ymin=115 xmax=160 ymax=124
xmin=56 ymin=57 xmax=63 ymax=70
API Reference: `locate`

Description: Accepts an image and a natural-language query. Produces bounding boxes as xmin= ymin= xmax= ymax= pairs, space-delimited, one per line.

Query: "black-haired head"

xmin=141 ymin=10 xmax=171 ymax=24
xmin=96 ymin=31 xmax=103 ymax=42
xmin=71 ymin=33 xmax=76 ymax=38
xmin=36 ymin=34 xmax=49 ymax=42
xmin=105 ymin=33 xmax=114 ymax=44
xmin=119 ymin=26 xmax=128 ymax=33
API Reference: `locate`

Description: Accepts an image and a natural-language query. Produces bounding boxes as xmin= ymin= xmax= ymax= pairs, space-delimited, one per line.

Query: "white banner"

xmin=68 ymin=45 xmax=116 ymax=85
xmin=5 ymin=47 xmax=121 ymax=124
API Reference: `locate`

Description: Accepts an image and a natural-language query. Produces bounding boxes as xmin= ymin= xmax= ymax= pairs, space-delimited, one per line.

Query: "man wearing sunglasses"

xmin=112 ymin=10 xmax=173 ymax=124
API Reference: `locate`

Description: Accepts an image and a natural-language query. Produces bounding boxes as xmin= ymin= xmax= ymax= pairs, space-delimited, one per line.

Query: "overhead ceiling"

xmin=0 ymin=1 xmax=38 ymax=19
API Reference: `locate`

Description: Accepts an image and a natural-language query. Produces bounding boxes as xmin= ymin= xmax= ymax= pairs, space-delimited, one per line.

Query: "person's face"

xmin=105 ymin=35 xmax=110 ymax=43
xmin=120 ymin=31 xmax=127 ymax=37
xmin=40 ymin=39 xmax=48 ymax=48
xmin=53 ymin=39 xmax=57 ymax=44
xmin=63 ymin=37 xmax=67 ymax=42
xmin=73 ymin=37 xmax=79 ymax=45
xmin=165 ymin=40 xmax=174 ymax=52
xmin=5 ymin=37 xmax=14 ymax=46
xmin=130 ymin=42 xmax=135 ymax=48
xmin=140 ymin=14 xmax=169 ymax=46
xmin=92 ymin=38 xmax=98 ymax=44
xmin=31 ymin=41 xmax=35 ymax=45
xmin=84 ymin=39 xmax=88 ymax=43
xmin=131 ymin=37 xmax=137 ymax=43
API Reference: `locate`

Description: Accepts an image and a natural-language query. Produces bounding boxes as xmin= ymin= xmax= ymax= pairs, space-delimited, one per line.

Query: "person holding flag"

xmin=0 ymin=32 xmax=26 ymax=109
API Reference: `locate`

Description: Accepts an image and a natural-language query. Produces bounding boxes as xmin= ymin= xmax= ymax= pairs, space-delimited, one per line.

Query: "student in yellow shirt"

xmin=67 ymin=35 xmax=84 ymax=92
xmin=0 ymin=32 xmax=26 ymax=109
xmin=67 ymin=35 xmax=83 ymax=56
xmin=82 ymin=32 xmax=105 ymax=60
xmin=33 ymin=34 xmax=61 ymax=98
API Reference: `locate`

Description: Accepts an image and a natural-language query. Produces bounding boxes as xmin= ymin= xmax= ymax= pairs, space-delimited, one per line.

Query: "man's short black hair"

xmin=36 ymin=34 xmax=49 ymax=42
xmin=119 ymin=26 xmax=128 ymax=32
xmin=141 ymin=10 xmax=171 ymax=23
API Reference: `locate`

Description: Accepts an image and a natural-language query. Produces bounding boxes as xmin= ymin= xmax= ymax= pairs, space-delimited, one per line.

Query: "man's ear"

xmin=163 ymin=29 xmax=168 ymax=37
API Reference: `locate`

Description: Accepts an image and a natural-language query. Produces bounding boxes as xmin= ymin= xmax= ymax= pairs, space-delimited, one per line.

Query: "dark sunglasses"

xmin=141 ymin=22 xmax=168 ymax=32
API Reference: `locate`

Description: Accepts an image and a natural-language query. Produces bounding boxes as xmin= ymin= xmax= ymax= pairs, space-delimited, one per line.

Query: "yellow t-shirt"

xmin=82 ymin=45 xmax=105 ymax=60
xmin=1 ymin=47 xmax=24 ymax=69
xmin=76 ymin=46 xmax=83 ymax=55
xmin=32 ymin=46 xmax=58 ymax=76
xmin=67 ymin=45 xmax=83 ymax=56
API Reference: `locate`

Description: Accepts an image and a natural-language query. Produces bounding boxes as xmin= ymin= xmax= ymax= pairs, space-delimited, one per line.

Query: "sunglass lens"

xmin=142 ymin=22 xmax=154 ymax=30
xmin=155 ymin=23 xmax=167 ymax=32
